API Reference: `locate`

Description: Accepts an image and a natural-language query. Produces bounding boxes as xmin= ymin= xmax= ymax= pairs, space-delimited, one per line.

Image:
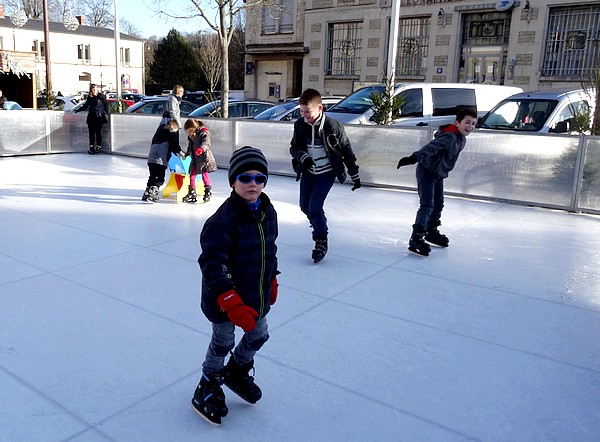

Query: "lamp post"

xmin=114 ymin=0 xmax=122 ymax=112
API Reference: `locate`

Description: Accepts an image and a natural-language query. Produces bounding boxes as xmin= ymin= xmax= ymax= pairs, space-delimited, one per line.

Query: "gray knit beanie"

xmin=228 ymin=146 xmax=269 ymax=185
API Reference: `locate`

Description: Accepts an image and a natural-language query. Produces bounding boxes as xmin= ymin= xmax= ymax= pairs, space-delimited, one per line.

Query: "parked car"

xmin=477 ymin=88 xmax=596 ymax=134
xmin=122 ymin=93 xmax=147 ymax=103
xmin=2 ymin=101 xmax=23 ymax=110
xmin=326 ymin=83 xmax=523 ymax=127
xmin=183 ymin=91 xmax=216 ymax=106
xmin=188 ymin=99 xmax=275 ymax=119
xmin=253 ymin=97 xmax=343 ymax=122
xmin=125 ymin=96 xmax=200 ymax=117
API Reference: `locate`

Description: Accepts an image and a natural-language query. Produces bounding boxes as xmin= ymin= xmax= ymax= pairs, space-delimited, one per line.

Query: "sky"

xmin=117 ymin=0 xmax=212 ymax=39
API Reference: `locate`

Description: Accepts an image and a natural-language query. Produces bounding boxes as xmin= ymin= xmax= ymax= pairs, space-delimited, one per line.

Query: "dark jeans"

xmin=146 ymin=163 xmax=167 ymax=188
xmin=299 ymin=170 xmax=336 ymax=240
xmin=87 ymin=121 xmax=104 ymax=147
xmin=413 ymin=164 xmax=444 ymax=232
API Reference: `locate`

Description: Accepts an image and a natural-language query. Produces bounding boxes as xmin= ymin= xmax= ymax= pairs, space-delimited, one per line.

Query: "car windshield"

xmin=254 ymin=101 xmax=297 ymax=120
xmin=478 ymin=99 xmax=559 ymax=131
xmin=190 ymin=101 xmax=220 ymax=117
xmin=327 ymin=85 xmax=385 ymax=114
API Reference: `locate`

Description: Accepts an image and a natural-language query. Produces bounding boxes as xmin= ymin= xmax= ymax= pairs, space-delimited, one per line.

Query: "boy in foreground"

xmin=191 ymin=146 xmax=279 ymax=425
xmin=397 ymin=108 xmax=478 ymax=256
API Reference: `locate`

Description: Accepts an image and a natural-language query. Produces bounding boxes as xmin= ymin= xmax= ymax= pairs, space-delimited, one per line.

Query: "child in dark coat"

xmin=182 ymin=118 xmax=217 ymax=204
xmin=141 ymin=120 xmax=182 ymax=203
xmin=191 ymin=146 xmax=279 ymax=426
xmin=397 ymin=107 xmax=478 ymax=256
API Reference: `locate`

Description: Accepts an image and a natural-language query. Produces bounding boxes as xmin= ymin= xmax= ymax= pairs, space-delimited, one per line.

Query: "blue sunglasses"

xmin=236 ymin=173 xmax=268 ymax=185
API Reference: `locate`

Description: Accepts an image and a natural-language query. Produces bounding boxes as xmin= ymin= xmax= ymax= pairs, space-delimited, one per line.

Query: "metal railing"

xmin=1 ymin=111 xmax=599 ymax=215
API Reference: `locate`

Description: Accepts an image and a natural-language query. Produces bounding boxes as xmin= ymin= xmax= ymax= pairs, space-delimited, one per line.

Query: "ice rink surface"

xmin=1 ymin=154 xmax=599 ymax=441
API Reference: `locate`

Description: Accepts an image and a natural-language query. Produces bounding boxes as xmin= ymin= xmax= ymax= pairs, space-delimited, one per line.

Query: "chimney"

xmin=0 ymin=4 xmax=5 ymax=20
xmin=76 ymin=15 xmax=84 ymax=25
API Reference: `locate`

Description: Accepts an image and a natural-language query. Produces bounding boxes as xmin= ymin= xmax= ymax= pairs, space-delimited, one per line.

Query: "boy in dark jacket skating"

xmin=191 ymin=146 xmax=279 ymax=425
xmin=142 ymin=120 xmax=182 ymax=202
xmin=290 ymin=88 xmax=361 ymax=263
xmin=397 ymin=108 xmax=478 ymax=256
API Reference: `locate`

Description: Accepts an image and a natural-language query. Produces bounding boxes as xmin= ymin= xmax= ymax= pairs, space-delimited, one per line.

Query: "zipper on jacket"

xmin=257 ymin=212 xmax=266 ymax=317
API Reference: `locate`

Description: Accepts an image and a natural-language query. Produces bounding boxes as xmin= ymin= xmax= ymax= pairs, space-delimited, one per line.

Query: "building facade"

xmin=0 ymin=6 xmax=144 ymax=108
xmin=244 ymin=0 xmax=600 ymax=101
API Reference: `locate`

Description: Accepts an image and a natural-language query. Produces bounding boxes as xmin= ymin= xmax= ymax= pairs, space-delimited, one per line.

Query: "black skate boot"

xmin=408 ymin=229 xmax=431 ymax=257
xmin=95 ymin=144 xmax=101 ymax=153
xmin=311 ymin=238 xmax=328 ymax=264
xmin=88 ymin=145 xmax=96 ymax=155
xmin=425 ymin=228 xmax=449 ymax=247
xmin=191 ymin=372 xmax=228 ymax=425
xmin=223 ymin=356 xmax=262 ymax=404
xmin=147 ymin=186 xmax=160 ymax=203
xmin=182 ymin=186 xmax=197 ymax=204
xmin=203 ymin=185 xmax=212 ymax=203
xmin=141 ymin=186 xmax=153 ymax=202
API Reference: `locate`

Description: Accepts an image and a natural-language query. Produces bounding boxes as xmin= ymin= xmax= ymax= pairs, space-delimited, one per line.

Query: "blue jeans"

xmin=413 ymin=164 xmax=444 ymax=232
xmin=299 ymin=171 xmax=336 ymax=240
xmin=202 ymin=317 xmax=269 ymax=375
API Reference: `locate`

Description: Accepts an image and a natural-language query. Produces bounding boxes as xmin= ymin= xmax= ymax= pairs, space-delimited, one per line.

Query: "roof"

xmin=0 ymin=15 xmax=142 ymax=41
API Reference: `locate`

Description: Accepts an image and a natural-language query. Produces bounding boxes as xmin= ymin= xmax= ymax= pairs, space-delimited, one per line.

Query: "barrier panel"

xmin=1 ymin=111 xmax=598 ymax=214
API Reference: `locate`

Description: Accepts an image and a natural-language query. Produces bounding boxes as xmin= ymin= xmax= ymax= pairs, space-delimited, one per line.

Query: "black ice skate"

xmin=88 ymin=145 xmax=96 ymax=155
xmin=182 ymin=187 xmax=197 ymax=204
xmin=147 ymin=186 xmax=159 ymax=203
xmin=191 ymin=373 xmax=228 ymax=426
xmin=203 ymin=185 xmax=212 ymax=203
xmin=141 ymin=187 xmax=153 ymax=202
xmin=408 ymin=230 xmax=431 ymax=257
xmin=424 ymin=228 xmax=449 ymax=247
xmin=312 ymin=239 xmax=328 ymax=264
xmin=223 ymin=356 xmax=262 ymax=404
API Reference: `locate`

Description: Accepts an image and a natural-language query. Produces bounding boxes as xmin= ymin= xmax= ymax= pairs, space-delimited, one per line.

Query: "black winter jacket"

xmin=290 ymin=114 xmax=360 ymax=184
xmin=413 ymin=124 xmax=467 ymax=179
xmin=199 ymin=191 xmax=278 ymax=324
xmin=147 ymin=124 xmax=182 ymax=166
xmin=78 ymin=94 xmax=109 ymax=125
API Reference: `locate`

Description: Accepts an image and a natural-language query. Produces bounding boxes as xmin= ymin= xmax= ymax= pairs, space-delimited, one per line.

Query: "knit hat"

xmin=228 ymin=146 xmax=269 ymax=185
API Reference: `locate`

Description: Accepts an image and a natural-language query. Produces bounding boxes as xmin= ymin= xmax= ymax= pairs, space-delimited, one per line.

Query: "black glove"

xmin=351 ymin=179 xmax=361 ymax=191
xmin=397 ymin=153 xmax=418 ymax=169
xmin=302 ymin=157 xmax=316 ymax=169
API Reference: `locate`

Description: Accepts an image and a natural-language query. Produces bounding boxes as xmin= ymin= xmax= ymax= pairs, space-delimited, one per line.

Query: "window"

xmin=326 ymin=22 xmax=363 ymax=76
xmin=542 ymin=5 xmax=600 ymax=78
xmin=32 ymin=40 xmax=45 ymax=59
xmin=78 ymin=44 xmax=91 ymax=63
xmin=395 ymin=17 xmax=430 ymax=77
xmin=120 ymin=47 xmax=130 ymax=66
xmin=432 ymin=88 xmax=476 ymax=116
xmin=462 ymin=12 xmax=511 ymax=46
xmin=397 ymin=88 xmax=423 ymax=117
xmin=262 ymin=0 xmax=294 ymax=34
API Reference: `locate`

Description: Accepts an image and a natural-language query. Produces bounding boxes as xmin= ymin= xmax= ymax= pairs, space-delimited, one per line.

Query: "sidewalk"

xmin=1 ymin=154 xmax=599 ymax=441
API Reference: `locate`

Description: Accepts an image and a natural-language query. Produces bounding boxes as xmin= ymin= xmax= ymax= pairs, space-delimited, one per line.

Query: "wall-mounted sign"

xmin=495 ymin=0 xmax=514 ymax=11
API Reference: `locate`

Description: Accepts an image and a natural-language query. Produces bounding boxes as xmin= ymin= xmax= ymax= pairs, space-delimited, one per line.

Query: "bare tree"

xmin=81 ymin=0 xmax=113 ymax=28
xmin=155 ymin=0 xmax=275 ymax=117
xmin=197 ymin=33 xmax=222 ymax=97
xmin=120 ymin=18 xmax=142 ymax=38
xmin=4 ymin=0 xmax=44 ymax=18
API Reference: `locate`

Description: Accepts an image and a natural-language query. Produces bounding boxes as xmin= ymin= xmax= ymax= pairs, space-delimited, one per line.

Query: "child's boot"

xmin=88 ymin=144 xmax=95 ymax=155
xmin=191 ymin=372 xmax=228 ymax=425
xmin=408 ymin=228 xmax=431 ymax=257
xmin=425 ymin=226 xmax=449 ymax=247
xmin=95 ymin=144 xmax=101 ymax=153
xmin=203 ymin=185 xmax=212 ymax=203
xmin=182 ymin=186 xmax=197 ymax=204
xmin=223 ymin=356 xmax=262 ymax=404
xmin=141 ymin=186 xmax=153 ymax=202
xmin=147 ymin=186 xmax=160 ymax=203
xmin=312 ymin=238 xmax=328 ymax=263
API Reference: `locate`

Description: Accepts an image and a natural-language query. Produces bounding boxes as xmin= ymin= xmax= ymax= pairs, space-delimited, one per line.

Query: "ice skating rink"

xmin=1 ymin=154 xmax=599 ymax=441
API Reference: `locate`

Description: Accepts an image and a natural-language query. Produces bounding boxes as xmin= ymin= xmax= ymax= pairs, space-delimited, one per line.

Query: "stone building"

xmin=0 ymin=4 xmax=144 ymax=108
xmin=244 ymin=0 xmax=600 ymax=101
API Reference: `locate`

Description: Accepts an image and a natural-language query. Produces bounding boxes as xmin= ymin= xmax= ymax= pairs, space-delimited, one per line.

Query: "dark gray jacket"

xmin=414 ymin=124 xmax=466 ymax=178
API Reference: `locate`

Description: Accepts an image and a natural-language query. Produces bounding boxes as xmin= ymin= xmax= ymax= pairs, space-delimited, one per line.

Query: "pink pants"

xmin=190 ymin=172 xmax=211 ymax=189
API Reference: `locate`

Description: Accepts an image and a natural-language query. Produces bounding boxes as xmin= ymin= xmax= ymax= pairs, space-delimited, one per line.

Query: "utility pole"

xmin=43 ymin=0 xmax=52 ymax=100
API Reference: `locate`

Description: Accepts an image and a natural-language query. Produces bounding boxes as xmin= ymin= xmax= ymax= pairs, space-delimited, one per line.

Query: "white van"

xmin=476 ymin=88 xmax=596 ymax=134
xmin=325 ymin=83 xmax=523 ymax=127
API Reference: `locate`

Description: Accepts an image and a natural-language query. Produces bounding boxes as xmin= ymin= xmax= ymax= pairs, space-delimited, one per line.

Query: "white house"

xmin=0 ymin=4 xmax=144 ymax=109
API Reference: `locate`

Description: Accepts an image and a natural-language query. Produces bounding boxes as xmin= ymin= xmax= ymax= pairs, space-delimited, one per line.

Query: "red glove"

xmin=270 ymin=277 xmax=279 ymax=305
xmin=217 ymin=290 xmax=258 ymax=332
xmin=195 ymin=147 xmax=204 ymax=156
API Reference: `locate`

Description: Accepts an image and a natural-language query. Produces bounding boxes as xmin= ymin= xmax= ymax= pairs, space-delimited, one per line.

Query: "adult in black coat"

xmin=76 ymin=83 xmax=109 ymax=154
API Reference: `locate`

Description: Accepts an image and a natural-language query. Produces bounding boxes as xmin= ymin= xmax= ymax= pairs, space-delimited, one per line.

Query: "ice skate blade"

xmin=191 ymin=402 xmax=222 ymax=426
xmin=408 ymin=246 xmax=429 ymax=257
xmin=424 ymin=240 xmax=449 ymax=248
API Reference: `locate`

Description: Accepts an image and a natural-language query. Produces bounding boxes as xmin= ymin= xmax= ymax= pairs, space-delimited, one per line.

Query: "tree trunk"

xmin=219 ymin=2 xmax=230 ymax=119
